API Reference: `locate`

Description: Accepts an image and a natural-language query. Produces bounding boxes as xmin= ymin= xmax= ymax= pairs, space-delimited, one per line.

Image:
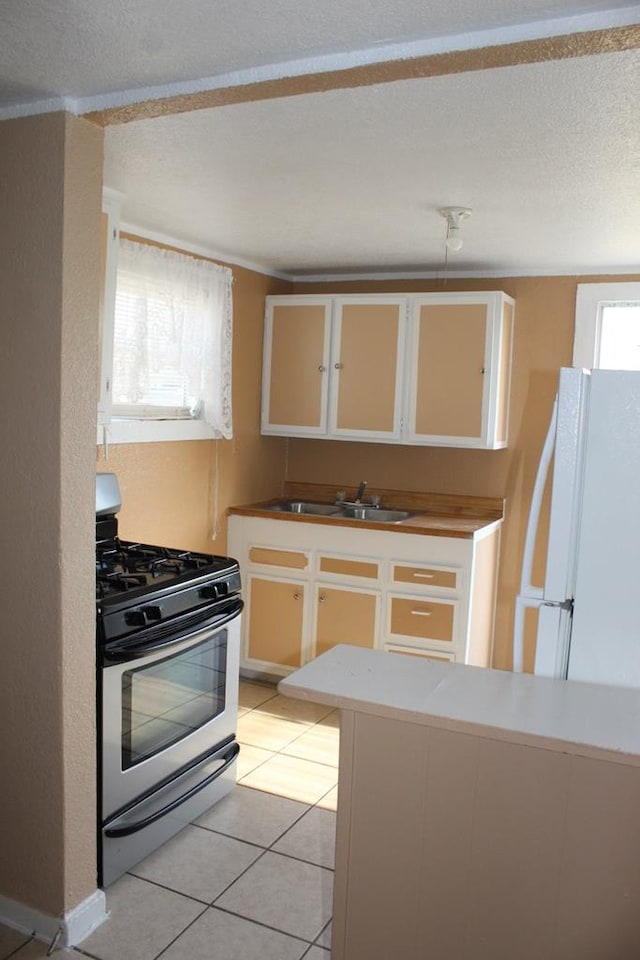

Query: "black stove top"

xmin=96 ymin=538 xmax=237 ymax=601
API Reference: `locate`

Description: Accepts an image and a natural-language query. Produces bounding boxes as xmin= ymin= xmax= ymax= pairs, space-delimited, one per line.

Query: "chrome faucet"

xmin=355 ymin=480 xmax=367 ymax=502
xmin=335 ymin=481 xmax=381 ymax=509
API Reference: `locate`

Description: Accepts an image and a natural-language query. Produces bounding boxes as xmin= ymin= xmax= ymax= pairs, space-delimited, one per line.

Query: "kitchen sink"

xmin=339 ymin=507 xmax=415 ymax=523
xmin=258 ymin=501 xmax=415 ymax=522
xmin=261 ymin=501 xmax=344 ymax=516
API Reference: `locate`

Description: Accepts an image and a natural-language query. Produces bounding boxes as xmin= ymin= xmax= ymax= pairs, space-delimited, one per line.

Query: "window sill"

xmin=96 ymin=418 xmax=219 ymax=445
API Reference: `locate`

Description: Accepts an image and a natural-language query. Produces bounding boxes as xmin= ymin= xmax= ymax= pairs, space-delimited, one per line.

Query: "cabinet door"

xmin=406 ymin=292 xmax=513 ymax=449
xmin=261 ymin=298 xmax=332 ymax=435
xmin=246 ymin=576 xmax=305 ymax=669
xmin=330 ymin=297 xmax=406 ymax=440
xmin=314 ymin=584 xmax=379 ymax=658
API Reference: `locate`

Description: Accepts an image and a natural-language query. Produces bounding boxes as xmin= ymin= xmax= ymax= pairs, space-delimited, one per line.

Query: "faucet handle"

xmin=369 ymin=494 xmax=381 ymax=508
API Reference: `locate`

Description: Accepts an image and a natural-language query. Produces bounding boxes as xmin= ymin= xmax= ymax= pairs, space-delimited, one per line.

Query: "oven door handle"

xmin=104 ymin=597 xmax=243 ymax=661
xmin=104 ymin=741 xmax=240 ymax=839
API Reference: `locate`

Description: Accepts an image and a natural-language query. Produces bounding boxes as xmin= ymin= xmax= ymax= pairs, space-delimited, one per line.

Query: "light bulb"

xmin=446 ymin=227 xmax=463 ymax=252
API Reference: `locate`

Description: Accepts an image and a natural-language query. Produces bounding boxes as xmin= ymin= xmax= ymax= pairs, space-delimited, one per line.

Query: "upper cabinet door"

xmin=261 ymin=297 xmax=333 ymax=436
xmin=405 ymin=292 xmax=514 ymax=449
xmin=329 ymin=297 xmax=406 ymax=441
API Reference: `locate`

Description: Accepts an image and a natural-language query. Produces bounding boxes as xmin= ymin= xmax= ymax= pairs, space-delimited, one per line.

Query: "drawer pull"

xmin=411 ymin=609 xmax=433 ymax=616
xmin=412 ymin=573 xmax=435 ymax=579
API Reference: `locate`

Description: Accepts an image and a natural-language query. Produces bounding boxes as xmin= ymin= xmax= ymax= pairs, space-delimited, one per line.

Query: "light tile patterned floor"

xmin=0 ymin=681 xmax=337 ymax=960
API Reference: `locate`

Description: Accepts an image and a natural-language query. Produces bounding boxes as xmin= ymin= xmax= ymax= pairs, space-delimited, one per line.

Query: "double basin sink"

xmin=261 ymin=500 xmax=415 ymax=524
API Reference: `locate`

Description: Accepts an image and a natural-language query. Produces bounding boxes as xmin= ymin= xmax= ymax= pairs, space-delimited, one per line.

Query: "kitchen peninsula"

xmin=280 ymin=646 xmax=640 ymax=960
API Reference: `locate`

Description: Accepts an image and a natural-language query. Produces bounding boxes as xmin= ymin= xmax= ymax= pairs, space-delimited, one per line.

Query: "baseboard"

xmin=0 ymin=887 xmax=108 ymax=948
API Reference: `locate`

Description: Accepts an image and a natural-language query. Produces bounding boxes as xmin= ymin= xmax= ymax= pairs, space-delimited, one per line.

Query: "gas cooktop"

xmin=96 ymin=538 xmax=237 ymax=601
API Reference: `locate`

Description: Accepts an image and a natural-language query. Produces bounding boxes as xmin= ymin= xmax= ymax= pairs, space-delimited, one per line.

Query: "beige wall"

xmin=288 ymin=275 xmax=640 ymax=670
xmin=99 ymin=263 xmax=290 ymax=556
xmin=0 ymin=114 xmax=103 ymax=914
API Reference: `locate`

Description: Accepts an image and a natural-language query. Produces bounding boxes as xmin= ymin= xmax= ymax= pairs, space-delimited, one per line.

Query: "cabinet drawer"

xmin=318 ymin=554 xmax=380 ymax=581
xmin=248 ymin=546 xmax=309 ymax=570
xmin=392 ymin=563 xmax=457 ymax=591
xmin=389 ymin=596 xmax=455 ymax=643
xmin=385 ymin=642 xmax=455 ymax=662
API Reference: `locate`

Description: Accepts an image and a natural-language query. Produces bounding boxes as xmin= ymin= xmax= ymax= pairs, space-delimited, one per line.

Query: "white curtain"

xmin=113 ymin=239 xmax=233 ymax=437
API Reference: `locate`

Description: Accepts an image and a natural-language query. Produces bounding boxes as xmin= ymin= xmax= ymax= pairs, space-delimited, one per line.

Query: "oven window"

xmin=122 ymin=632 xmax=227 ymax=770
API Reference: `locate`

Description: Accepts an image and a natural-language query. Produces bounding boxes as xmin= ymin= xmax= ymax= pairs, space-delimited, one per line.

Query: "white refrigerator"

xmin=514 ymin=366 xmax=640 ymax=687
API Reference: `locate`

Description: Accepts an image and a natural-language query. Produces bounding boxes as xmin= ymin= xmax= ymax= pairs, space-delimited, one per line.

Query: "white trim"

xmin=0 ymin=888 xmax=108 ymax=949
xmin=292 ymin=265 xmax=640 ymax=283
xmin=119 ymin=221 xmax=290 ymax=281
xmin=1 ymin=5 xmax=638 ymax=121
xmin=573 ymin=281 xmax=640 ymax=368
xmin=97 ymin=417 xmax=221 ymax=446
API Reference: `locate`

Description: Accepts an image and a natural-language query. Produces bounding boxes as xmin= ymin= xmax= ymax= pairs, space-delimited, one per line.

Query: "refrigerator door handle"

xmin=513 ymin=398 xmax=558 ymax=672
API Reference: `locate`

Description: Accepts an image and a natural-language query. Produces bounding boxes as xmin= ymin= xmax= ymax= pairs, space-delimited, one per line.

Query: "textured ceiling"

xmin=104 ymin=48 xmax=640 ymax=277
xmin=1 ymin=0 xmax=638 ymax=108
xmin=2 ymin=0 xmax=640 ymax=276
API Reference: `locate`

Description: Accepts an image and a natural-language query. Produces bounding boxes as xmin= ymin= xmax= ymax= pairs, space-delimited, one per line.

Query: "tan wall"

xmin=98 ymin=264 xmax=290 ymax=556
xmin=0 ymin=114 xmax=103 ymax=914
xmin=289 ymin=275 xmax=640 ymax=670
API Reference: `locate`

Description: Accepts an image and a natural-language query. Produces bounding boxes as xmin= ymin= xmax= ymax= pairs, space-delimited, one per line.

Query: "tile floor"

xmin=0 ymin=680 xmax=339 ymax=960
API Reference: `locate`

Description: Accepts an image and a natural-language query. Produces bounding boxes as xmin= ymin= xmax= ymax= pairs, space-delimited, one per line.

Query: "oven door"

xmin=101 ymin=602 xmax=241 ymax=821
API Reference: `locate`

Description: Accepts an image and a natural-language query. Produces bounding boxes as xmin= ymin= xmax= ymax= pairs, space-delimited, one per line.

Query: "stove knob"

xmin=143 ymin=605 xmax=162 ymax=621
xmin=124 ymin=610 xmax=146 ymax=627
xmin=199 ymin=584 xmax=219 ymax=600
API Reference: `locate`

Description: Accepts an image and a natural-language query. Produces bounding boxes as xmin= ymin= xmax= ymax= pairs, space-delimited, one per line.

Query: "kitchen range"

xmin=96 ymin=473 xmax=243 ymax=887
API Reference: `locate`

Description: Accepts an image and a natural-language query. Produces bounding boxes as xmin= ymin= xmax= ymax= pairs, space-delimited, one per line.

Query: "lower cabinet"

xmin=314 ymin=584 xmax=379 ymax=658
xmin=228 ymin=515 xmax=501 ymax=676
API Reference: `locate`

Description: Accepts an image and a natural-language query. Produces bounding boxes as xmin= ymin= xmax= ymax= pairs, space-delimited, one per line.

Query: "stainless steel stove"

xmin=96 ymin=473 xmax=243 ymax=887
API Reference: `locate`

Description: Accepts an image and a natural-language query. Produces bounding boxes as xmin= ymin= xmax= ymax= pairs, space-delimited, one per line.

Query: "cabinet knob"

xmin=319 ymin=593 xmax=327 ymax=602
xmin=318 ymin=365 xmax=326 ymax=372
xmin=480 ymin=367 xmax=486 ymax=374
xmin=334 ymin=363 xmax=343 ymax=370
xmin=293 ymin=591 xmax=301 ymax=601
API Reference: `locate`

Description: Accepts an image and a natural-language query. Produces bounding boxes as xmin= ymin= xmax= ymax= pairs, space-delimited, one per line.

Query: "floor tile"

xmin=316 ymin=786 xmax=338 ymax=811
xmin=0 ymin=923 xmax=29 ymax=959
xmin=281 ymin=723 xmax=340 ymax=767
xmin=239 ymin=680 xmax=277 ymax=710
xmin=255 ymin=694 xmax=334 ymax=725
xmin=302 ymin=947 xmax=330 ymax=959
xmin=235 ymin=742 xmax=273 ymax=779
xmin=316 ymin=920 xmax=332 ymax=948
xmin=238 ymin=713 xmax=308 ymax=751
xmin=273 ymin=807 xmax=337 ymax=869
xmin=130 ymin=824 xmax=262 ymax=902
xmin=215 ymin=851 xmax=333 ymax=941
xmin=81 ymin=874 xmax=204 ymax=960
xmin=195 ymin=784 xmax=309 ymax=847
xmin=318 ymin=710 xmax=340 ymax=728
xmin=158 ymin=907 xmax=308 ymax=960
xmin=12 ymin=942 xmax=86 ymax=959
xmin=240 ymin=754 xmax=338 ymax=805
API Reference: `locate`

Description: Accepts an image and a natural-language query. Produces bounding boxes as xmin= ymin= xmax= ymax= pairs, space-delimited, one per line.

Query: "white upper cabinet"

xmin=261 ymin=291 xmax=514 ymax=449
xmin=405 ymin=291 xmax=514 ymax=449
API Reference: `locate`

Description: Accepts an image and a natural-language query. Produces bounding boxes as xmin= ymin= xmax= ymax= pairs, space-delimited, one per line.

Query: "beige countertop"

xmin=279 ymin=645 xmax=640 ymax=767
xmin=228 ymin=482 xmax=504 ymax=540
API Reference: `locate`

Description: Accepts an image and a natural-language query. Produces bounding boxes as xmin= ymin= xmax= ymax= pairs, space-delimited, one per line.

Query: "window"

xmin=573 ymin=283 xmax=640 ymax=370
xmin=99 ymin=234 xmax=233 ymax=444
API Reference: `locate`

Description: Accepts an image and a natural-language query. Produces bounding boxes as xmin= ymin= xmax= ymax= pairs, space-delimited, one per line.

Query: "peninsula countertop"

xmin=279 ymin=645 xmax=640 ymax=766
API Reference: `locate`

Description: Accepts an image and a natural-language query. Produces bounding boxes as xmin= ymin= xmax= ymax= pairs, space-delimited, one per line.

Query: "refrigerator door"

xmin=542 ymin=367 xmax=589 ymax=603
xmin=535 ymin=602 xmax=572 ymax=679
xmin=513 ymin=368 xmax=588 ymax=676
xmin=567 ymin=370 xmax=640 ymax=687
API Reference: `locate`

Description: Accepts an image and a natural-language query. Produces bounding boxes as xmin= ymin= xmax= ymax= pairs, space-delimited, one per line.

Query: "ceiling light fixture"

xmin=439 ymin=206 xmax=472 ymax=252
